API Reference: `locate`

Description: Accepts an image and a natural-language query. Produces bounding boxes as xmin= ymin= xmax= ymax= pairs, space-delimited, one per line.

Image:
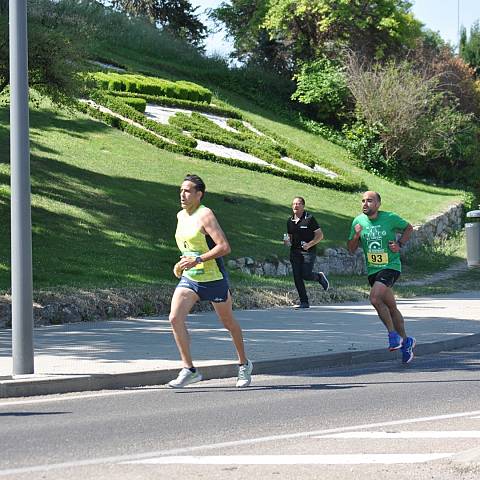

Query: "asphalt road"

xmin=1 ymin=345 xmax=480 ymax=479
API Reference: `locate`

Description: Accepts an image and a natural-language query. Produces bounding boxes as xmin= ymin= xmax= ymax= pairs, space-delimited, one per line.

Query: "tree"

xmin=211 ymin=0 xmax=423 ymax=73
xmin=460 ymin=22 xmax=480 ymax=76
xmin=0 ymin=1 xmax=85 ymax=102
xmin=111 ymin=0 xmax=207 ymax=47
xmin=209 ymin=0 xmax=283 ymax=69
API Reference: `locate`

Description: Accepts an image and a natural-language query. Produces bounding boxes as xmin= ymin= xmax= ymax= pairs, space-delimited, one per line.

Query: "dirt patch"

xmin=0 ymin=285 xmax=367 ymax=328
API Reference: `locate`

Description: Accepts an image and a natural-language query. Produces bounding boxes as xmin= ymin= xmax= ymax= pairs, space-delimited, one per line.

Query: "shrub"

xmin=342 ymin=121 xmax=392 ymax=178
xmin=120 ymin=96 xmax=147 ymax=113
xmin=292 ymin=57 xmax=350 ymax=123
xmin=92 ymin=72 xmax=212 ymax=103
xmin=107 ymin=90 xmax=242 ymax=118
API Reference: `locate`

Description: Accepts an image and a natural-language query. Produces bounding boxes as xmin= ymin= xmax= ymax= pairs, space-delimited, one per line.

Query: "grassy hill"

xmin=0 ymin=39 xmax=465 ymax=292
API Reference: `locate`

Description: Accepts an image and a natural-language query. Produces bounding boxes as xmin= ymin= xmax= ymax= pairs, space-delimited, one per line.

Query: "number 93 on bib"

xmin=367 ymin=252 xmax=389 ymax=265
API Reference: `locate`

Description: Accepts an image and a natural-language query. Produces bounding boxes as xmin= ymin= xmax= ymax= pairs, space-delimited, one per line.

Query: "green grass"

xmin=0 ymin=95 xmax=464 ymax=290
xmin=0 ymin=34 xmax=465 ymax=291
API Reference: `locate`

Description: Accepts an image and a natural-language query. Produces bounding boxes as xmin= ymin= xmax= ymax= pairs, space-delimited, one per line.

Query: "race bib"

xmin=183 ymin=251 xmax=205 ymax=275
xmin=367 ymin=252 xmax=389 ymax=265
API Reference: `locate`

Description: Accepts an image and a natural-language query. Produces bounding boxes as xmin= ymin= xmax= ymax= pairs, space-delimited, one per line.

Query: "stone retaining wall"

xmin=228 ymin=202 xmax=464 ymax=277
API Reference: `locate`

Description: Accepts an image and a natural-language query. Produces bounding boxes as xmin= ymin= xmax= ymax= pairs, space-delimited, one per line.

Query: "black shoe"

xmin=318 ymin=272 xmax=329 ymax=291
xmin=293 ymin=302 xmax=310 ymax=309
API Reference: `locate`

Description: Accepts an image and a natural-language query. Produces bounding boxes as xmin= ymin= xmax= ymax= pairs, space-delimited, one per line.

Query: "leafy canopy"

xmin=212 ymin=0 xmax=423 ymax=72
xmin=111 ymin=0 xmax=207 ymax=47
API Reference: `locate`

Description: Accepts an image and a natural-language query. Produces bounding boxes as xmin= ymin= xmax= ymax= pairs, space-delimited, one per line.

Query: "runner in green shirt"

xmin=348 ymin=191 xmax=416 ymax=363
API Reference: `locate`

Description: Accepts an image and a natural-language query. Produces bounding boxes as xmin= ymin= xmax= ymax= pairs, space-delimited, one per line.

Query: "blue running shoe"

xmin=388 ymin=332 xmax=403 ymax=351
xmin=401 ymin=337 xmax=416 ymax=364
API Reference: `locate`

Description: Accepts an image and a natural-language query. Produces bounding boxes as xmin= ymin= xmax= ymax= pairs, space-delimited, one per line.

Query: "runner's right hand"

xmin=173 ymin=262 xmax=183 ymax=279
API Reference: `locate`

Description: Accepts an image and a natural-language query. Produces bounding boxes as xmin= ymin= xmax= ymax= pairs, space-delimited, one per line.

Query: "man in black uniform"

xmin=286 ymin=197 xmax=329 ymax=308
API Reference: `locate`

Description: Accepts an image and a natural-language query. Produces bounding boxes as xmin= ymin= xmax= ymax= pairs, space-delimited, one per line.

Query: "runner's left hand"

xmin=179 ymin=256 xmax=197 ymax=270
xmin=388 ymin=241 xmax=401 ymax=253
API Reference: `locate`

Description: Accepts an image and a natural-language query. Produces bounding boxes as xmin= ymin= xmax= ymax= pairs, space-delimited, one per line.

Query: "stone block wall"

xmin=228 ymin=202 xmax=464 ymax=277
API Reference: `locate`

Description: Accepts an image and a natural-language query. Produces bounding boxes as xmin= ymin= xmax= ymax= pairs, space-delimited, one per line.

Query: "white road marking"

xmin=316 ymin=431 xmax=480 ymax=439
xmin=123 ymin=453 xmax=453 ymax=465
xmin=1 ymin=409 xmax=480 ymax=476
xmin=0 ymin=388 xmax=158 ymax=408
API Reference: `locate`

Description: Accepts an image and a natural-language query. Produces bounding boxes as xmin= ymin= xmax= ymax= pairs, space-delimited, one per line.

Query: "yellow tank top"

xmin=175 ymin=205 xmax=224 ymax=282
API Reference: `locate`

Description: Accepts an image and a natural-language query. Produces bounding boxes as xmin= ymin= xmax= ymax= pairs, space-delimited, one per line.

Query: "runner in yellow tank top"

xmin=168 ymin=174 xmax=253 ymax=388
xmin=175 ymin=204 xmax=224 ymax=282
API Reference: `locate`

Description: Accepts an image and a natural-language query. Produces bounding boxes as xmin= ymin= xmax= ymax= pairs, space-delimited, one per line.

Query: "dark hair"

xmin=375 ymin=192 xmax=381 ymax=203
xmin=184 ymin=174 xmax=206 ymax=198
xmin=293 ymin=196 xmax=305 ymax=205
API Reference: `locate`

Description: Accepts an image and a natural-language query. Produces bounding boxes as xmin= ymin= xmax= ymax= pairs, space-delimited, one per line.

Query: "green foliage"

xmin=84 ymin=90 xmax=365 ymax=192
xmin=345 ymin=55 xmax=480 ymax=186
xmin=0 ymin=1 xmax=85 ymax=101
xmin=89 ymin=91 xmax=196 ymax=147
xmin=213 ymin=0 xmax=423 ymax=75
xmin=414 ymin=107 xmax=480 ymax=188
xmin=460 ymin=22 xmax=480 ymax=75
xmin=91 ymin=72 xmax=212 ymax=103
xmin=111 ymin=0 xmax=208 ymax=48
xmin=264 ymin=0 xmax=422 ymax=61
xmin=108 ymin=90 xmax=242 ymax=118
xmin=292 ymin=58 xmax=350 ymax=122
xmin=120 ymin=96 xmax=147 ymax=113
xmin=342 ymin=121 xmax=392 ymax=178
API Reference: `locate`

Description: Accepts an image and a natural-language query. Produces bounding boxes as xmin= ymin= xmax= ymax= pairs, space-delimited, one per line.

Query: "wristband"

xmin=195 ymin=256 xmax=203 ymax=264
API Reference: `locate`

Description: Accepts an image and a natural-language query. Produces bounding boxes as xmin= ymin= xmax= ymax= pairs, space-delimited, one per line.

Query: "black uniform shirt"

xmin=287 ymin=211 xmax=320 ymax=251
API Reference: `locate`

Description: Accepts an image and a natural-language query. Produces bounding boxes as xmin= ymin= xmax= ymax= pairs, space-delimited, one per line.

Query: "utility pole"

xmin=9 ymin=0 xmax=34 ymax=375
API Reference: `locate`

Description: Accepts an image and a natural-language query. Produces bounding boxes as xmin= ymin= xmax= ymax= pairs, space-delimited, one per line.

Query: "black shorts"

xmin=368 ymin=269 xmax=401 ymax=288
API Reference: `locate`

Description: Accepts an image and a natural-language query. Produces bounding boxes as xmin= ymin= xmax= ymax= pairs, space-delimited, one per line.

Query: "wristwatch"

xmin=195 ymin=256 xmax=203 ymax=264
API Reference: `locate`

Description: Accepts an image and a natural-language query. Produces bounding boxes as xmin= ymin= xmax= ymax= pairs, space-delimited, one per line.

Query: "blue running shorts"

xmin=176 ymin=275 xmax=229 ymax=302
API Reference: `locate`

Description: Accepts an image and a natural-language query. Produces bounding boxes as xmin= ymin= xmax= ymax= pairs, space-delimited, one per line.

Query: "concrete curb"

xmin=2 ymin=332 xmax=480 ymax=399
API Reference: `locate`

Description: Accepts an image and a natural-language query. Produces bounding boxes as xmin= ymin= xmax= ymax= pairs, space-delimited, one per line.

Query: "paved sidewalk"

xmin=0 ymin=292 xmax=479 ymax=398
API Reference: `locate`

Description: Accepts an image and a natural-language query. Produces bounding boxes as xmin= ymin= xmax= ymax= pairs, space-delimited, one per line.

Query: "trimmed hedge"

xmin=80 ymin=99 xmax=365 ymax=192
xmin=120 ymin=96 xmax=147 ymax=113
xmin=107 ymin=90 xmax=242 ymax=119
xmin=89 ymin=91 xmax=197 ymax=148
xmin=91 ymin=72 xmax=212 ymax=103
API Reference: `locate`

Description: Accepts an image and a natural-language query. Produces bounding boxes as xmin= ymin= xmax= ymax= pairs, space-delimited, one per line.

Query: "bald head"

xmin=361 ymin=191 xmax=381 ymax=217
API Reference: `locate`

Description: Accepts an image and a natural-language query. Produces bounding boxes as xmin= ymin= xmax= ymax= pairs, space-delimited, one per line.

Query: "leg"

xmin=301 ymin=250 xmax=317 ymax=281
xmin=369 ymin=282 xmax=395 ymax=332
xmin=212 ymin=292 xmax=248 ymax=364
xmin=169 ymin=287 xmax=199 ymax=368
xmin=382 ymin=287 xmax=407 ymax=338
xmin=290 ymin=251 xmax=308 ymax=304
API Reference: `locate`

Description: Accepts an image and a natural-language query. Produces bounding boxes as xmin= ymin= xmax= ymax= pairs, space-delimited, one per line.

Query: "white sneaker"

xmin=168 ymin=368 xmax=203 ymax=388
xmin=236 ymin=359 xmax=253 ymax=388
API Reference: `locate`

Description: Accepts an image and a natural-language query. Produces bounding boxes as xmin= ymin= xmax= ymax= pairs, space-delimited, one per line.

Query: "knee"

xmin=370 ymin=292 xmax=383 ymax=308
xmin=169 ymin=313 xmax=183 ymax=328
xmin=219 ymin=314 xmax=237 ymax=331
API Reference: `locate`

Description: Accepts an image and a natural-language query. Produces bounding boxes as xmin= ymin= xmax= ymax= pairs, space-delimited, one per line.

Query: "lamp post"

xmin=9 ymin=0 xmax=34 ymax=375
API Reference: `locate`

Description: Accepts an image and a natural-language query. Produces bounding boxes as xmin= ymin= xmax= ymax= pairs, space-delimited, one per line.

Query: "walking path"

xmin=400 ymin=261 xmax=469 ymax=286
xmin=1 ymin=291 xmax=479 ymax=398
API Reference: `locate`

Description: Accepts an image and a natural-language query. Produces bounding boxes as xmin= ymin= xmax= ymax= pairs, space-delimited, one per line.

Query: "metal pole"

xmin=9 ymin=0 xmax=34 ymax=375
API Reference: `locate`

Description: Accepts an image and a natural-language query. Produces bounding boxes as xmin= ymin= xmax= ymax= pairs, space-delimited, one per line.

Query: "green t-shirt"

xmin=349 ymin=211 xmax=409 ymax=275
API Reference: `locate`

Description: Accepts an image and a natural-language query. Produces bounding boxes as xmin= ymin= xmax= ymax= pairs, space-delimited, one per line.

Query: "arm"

xmin=388 ymin=223 xmax=414 ymax=253
xmin=303 ymin=228 xmax=324 ymax=250
xmin=347 ymin=224 xmax=362 ymax=254
xmin=179 ymin=208 xmax=231 ymax=270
